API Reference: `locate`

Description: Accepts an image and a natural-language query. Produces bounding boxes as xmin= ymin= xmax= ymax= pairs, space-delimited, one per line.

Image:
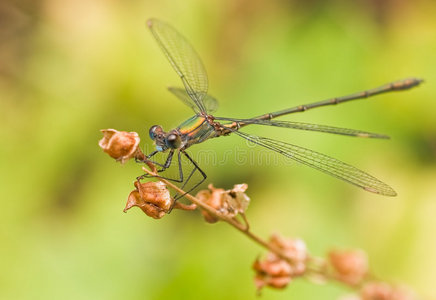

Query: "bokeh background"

xmin=1 ymin=0 xmax=435 ymax=299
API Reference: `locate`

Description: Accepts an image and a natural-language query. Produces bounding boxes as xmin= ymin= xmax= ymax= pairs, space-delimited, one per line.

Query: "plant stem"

xmin=140 ymin=164 xmax=365 ymax=292
xmin=141 ymin=166 xmax=296 ymax=264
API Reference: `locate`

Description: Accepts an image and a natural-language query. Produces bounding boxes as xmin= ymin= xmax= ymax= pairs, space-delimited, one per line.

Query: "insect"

xmin=142 ymin=18 xmax=422 ymax=199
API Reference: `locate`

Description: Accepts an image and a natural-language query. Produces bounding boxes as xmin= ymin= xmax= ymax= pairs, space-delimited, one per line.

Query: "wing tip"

xmin=387 ymin=188 xmax=398 ymax=197
xmin=356 ymin=133 xmax=390 ymax=139
xmin=410 ymin=77 xmax=424 ymax=86
xmin=364 ymin=186 xmax=397 ymax=197
xmin=377 ymin=134 xmax=391 ymax=140
xmin=383 ymin=190 xmax=397 ymax=197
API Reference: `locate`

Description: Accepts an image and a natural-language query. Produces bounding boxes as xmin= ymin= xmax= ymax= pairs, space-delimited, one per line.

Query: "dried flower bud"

xmin=254 ymin=272 xmax=291 ymax=291
xmin=252 ymin=256 xmax=294 ymax=292
xmin=99 ymin=129 xmax=141 ymax=163
xmin=253 ymin=234 xmax=307 ymax=292
xmin=254 ymin=254 xmax=293 ymax=277
xmin=227 ymin=183 xmax=250 ymax=214
xmin=269 ymin=234 xmax=307 ymax=276
xmin=195 ymin=184 xmax=250 ymax=223
xmin=125 ymin=190 xmax=166 ymax=219
xmin=360 ymin=282 xmax=417 ymax=300
xmin=329 ymin=249 xmax=368 ymax=286
xmin=124 ymin=181 xmax=172 ymax=219
xmin=196 ymin=185 xmax=225 ymax=223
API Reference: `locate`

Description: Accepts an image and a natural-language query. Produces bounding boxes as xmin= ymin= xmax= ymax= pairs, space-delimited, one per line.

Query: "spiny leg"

xmin=174 ymin=150 xmax=207 ymax=200
xmin=160 ymin=149 xmax=175 ymax=171
xmin=147 ymin=150 xmax=159 ymax=159
xmin=172 ymin=160 xmax=198 ymax=201
xmin=135 ymin=150 xmax=157 ymax=164
xmin=136 ymin=150 xmax=168 ymax=171
xmin=137 ymin=150 xmax=185 ymax=183
xmin=167 ymin=150 xmax=207 ymax=213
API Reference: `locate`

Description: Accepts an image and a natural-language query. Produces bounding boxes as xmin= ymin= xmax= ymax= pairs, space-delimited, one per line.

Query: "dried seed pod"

xmin=124 ymin=181 xmax=172 ymax=219
xmin=227 ymin=183 xmax=250 ymax=215
xmin=253 ymin=234 xmax=308 ymax=292
xmin=196 ymin=184 xmax=228 ymax=223
xmin=269 ymin=234 xmax=307 ymax=276
xmin=99 ymin=129 xmax=141 ymax=163
xmin=360 ymin=282 xmax=417 ymax=300
xmin=196 ymin=184 xmax=250 ymax=223
xmin=328 ymin=249 xmax=368 ymax=286
xmin=254 ymin=273 xmax=291 ymax=291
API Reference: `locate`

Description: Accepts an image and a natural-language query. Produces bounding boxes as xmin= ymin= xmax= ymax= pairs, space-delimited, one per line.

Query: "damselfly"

xmin=142 ymin=18 xmax=422 ymax=199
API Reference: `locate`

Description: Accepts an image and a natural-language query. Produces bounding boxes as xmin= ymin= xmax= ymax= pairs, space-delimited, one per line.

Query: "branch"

xmin=99 ymin=129 xmax=418 ymax=298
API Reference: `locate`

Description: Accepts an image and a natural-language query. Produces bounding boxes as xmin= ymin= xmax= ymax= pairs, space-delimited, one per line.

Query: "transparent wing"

xmin=215 ymin=117 xmax=389 ymax=139
xmin=233 ymin=130 xmax=397 ymax=196
xmin=168 ymin=87 xmax=218 ymax=113
xmin=147 ymin=18 xmax=208 ymax=112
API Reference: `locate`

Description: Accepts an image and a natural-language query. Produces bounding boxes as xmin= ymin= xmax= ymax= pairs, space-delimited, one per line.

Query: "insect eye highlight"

xmin=165 ymin=133 xmax=182 ymax=149
xmin=149 ymin=125 xmax=163 ymax=140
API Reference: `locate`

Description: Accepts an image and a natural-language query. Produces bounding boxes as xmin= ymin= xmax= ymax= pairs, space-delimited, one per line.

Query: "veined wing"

xmin=215 ymin=117 xmax=389 ymax=139
xmin=233 ymin=130 xmax=397 ymax=196
xmin=147 ymin=18 xmax=208 ymax=112
xmin=168 ymin=87 xmax=219 ymax=113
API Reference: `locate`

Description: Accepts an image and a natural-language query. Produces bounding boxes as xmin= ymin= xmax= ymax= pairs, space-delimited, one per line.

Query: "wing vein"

xmin=233 ymin=130 xmax=396 ymax=196
xmin=147 ymin=19 xmax=208 ymax=112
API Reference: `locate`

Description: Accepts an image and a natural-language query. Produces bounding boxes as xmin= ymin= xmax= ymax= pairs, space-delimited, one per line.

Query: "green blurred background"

xmin=1 ymin=0 xmax=435 ymax=299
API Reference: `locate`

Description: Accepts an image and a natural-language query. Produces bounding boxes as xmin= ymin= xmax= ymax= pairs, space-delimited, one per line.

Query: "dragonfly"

xmin=142 ymin=18 xmax=422 ymax=200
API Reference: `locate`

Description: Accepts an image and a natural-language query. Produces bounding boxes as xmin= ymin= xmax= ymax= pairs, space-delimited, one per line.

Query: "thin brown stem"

xmin=141 ymin=166 xmax=296 ymax=264
xmin=139 ymin=163 xmax=385 ymax=293
xmin=237 ymin=213 xmax=250 ymax=231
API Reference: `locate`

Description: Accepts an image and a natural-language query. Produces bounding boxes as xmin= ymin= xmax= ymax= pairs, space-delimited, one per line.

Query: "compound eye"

xmin=149 ymin=125 xmax=162 ymax=140
xmin=165 ymin=133 xmax=182 ymax=149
